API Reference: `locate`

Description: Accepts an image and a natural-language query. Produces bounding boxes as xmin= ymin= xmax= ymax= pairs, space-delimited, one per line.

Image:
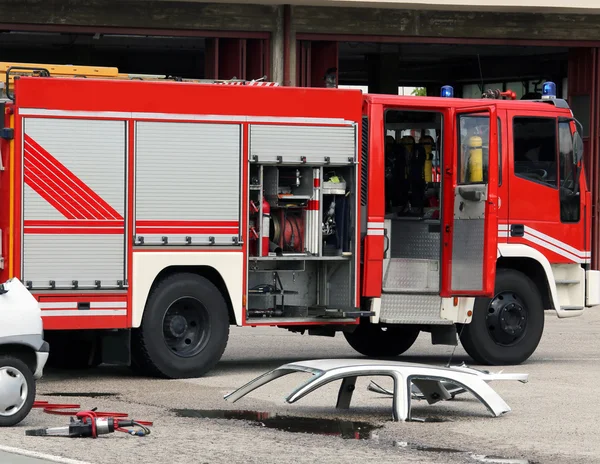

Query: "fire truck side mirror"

xmin=573 ymin=131 xmax=584 ymax=164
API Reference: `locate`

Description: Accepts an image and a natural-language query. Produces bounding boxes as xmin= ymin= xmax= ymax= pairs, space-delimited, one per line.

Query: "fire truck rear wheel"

xmin=132 ymin=273 xmax=230 ymax=379
xmin=343 ymin=319 xmax=420 ymax=357
xmin=459 ymin=268 xmax=544 ymax=365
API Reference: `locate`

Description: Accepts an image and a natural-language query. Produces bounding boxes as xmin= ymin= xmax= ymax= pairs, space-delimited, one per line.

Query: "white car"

xmin=0 ymin=278 xmax=49 ymax=426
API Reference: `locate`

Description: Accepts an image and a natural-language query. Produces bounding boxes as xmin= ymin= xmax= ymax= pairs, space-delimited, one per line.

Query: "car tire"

xmin=0 ymin=356 xmax=36 ymax=427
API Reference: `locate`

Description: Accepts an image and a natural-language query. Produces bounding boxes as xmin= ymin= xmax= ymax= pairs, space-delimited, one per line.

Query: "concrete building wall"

xmin=3 ymin=1 xmax=600 ymax=86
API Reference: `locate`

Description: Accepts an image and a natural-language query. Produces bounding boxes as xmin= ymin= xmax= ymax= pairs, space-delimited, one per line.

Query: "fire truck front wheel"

xmin=459 ymin=268 xmax=544 ymax=366
xmin=132 ymin=273 xmax=230 ymax=379
xmin=343 ymin=320 xmax=420 ymax=357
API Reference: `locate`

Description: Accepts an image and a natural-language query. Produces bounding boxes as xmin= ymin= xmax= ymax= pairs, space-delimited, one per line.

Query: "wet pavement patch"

xmin=43 ymin=392 xmax=119 ymax=398
xmin=471 ymin=455 xmax=533 ymax=464
xmin=394 ymin=442 xmax=535 ymax=463
xmin=172 ymin=408 xmax=381 ymax=439
xmin=395 ymin=441 xmax=464 ymax=453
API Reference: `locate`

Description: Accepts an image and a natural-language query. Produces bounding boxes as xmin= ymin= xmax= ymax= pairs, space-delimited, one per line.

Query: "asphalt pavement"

xmin=0 ymin=450 xmax=53 ymax=464
xmin=1 ymin=307 xmax=598 ymax=464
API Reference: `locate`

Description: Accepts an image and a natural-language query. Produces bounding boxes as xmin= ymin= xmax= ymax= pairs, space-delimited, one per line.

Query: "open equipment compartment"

xmin=246 ymin=122 xmax=361 ymax=323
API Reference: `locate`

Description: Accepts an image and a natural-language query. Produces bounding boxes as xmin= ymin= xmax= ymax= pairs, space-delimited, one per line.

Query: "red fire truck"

xmin=1 ymin=62 xmax=598 ymax=379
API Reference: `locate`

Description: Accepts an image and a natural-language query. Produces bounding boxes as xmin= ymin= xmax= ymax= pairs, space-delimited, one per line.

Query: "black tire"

xmin=343 ymin=319 xmax=420 ymax=357
xmin=0 ymin=356 xmax=36 ymax=427
xmin=131 ymin=273 xmax=230 ymax=379
xmin=460 ymin=268 xmax=545 ymax=365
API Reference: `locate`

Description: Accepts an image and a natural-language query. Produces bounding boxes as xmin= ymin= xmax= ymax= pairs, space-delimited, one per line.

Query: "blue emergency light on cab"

xmin=441 ymin=85 xmax=454 ymax=98
xmin=542 ymin=81 xmax=557 ymax=100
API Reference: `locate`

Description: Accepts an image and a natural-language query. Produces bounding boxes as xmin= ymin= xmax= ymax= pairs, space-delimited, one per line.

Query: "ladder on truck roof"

xmin=0 ymin=61 xmax=278 ymax=100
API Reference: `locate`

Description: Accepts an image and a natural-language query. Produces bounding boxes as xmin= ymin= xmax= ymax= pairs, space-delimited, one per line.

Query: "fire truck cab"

xmin=356 ymin=83 xmax=600 ymax=366
xmin=1 ymin=63 xmax=598 ymax=378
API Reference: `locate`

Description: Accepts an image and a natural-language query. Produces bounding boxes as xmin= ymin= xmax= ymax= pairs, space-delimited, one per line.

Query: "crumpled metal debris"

xmin=224 ymin=359 xmax=528 ymax=421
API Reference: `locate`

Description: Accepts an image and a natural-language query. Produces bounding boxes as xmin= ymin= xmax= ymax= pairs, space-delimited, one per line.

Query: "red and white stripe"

xmin=24 ymin=220 xmax=124 ymax=235
xmin=24 ymin=134 xmax=123 ymax=221
xmin=367 ymin=221 xmax=385 ymax=236
xmin=498 ymin=223 xmax=590 ymax=264
xmin=39 ymin=301 xmax=127 ymax=317
xmin=306 ymin=168 xmax=321 ymax=254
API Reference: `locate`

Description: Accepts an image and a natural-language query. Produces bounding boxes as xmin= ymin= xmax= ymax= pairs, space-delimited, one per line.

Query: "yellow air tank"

xmin=467 ymin=135 xmax=483 ymax=182
xmin=400 ymin=135 xmax=415 ymax=179
xmin=421 ymin=135 xmax=434 ymax=183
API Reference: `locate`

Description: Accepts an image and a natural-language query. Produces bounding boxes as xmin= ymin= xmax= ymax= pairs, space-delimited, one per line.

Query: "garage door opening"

xmin=336 ymin=41 xmax=569 ymax=99
xmin=0 ymin=29 xmax=270 ymax=81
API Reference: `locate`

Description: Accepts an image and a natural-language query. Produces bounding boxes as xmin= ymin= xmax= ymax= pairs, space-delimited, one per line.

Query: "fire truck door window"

xmin=512 ymin=117 xmax=558 ymax=188
xmin=384 ymin=109 xmax=442 ymax=219
xmin=558 ymin=120 xmax=580 ymax=223
xmin=457 ymin=115 xmax=491 ymax=185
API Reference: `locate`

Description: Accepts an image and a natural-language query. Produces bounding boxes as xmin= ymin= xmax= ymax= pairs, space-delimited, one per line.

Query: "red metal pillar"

xmin=568 ymin=47 xmax=600 ymax=268
xmin=296 ymin=40 xmax=310 ymax=86
xmin=310 ymin=41 xmax=338 ymax=88
xmin=218 ymin=38 xmax=246 ymax=80
xmin=246 ymin=39 xmax=265 ymax=80
xmin=295 ymin=40 xmax=338 ymax=87
xmin=205 ymin=37 xmax=270 ymax=81
xmin=283 ymin=5 xmax=292 ymax=86
xmin=205 ymin=38 xmax=219 ymax=79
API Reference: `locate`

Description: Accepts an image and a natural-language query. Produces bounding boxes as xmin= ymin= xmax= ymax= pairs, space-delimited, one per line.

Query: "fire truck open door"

xmin=441 ymin=105 xmax=499 ymax=298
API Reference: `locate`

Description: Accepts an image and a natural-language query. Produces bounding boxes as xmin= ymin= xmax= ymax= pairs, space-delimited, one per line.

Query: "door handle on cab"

xmin=458 ymin=184 xmax=486 ymax=202
xmin=383 ymin=228 xmax=390 ymax=257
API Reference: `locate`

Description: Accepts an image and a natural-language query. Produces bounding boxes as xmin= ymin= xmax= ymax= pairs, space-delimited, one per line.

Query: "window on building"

xmin=558 ymin=120 xmax=580 ymax=222
xmin=513 ymin=117 xmax=558 ymax=188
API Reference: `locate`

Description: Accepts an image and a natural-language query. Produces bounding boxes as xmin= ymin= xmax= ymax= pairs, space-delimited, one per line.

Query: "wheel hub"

xmin=167 ymin=314 xmax=188 ymax=338
xmin=161 ymin=297 xmax=211 ymax=358
xmin=0 ymin=366 xmax=28 ymax=416
xmin=486 ymin=292 xmax=528 ymax=346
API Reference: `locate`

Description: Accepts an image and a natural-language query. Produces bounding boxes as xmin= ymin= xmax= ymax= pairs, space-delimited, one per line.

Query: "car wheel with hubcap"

xmin=0 ymin=356 xmax=36 ymax=427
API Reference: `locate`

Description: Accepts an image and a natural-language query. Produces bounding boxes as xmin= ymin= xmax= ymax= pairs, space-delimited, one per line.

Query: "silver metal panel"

xmin=23 ymin=184 xmax=64 ymax=220
xmin=328 ymin=262 xmax=353 ymax=308
xmin=23 ymin=234 xmax=125 ymax=289
xmin=22 ymin=118 xmax=127 ymax=288
xmin=380 ymin=293 xmax=450 ymax=325
xmin=263 ymin=166 xmax=279 ymax=199
xmin=23 ymin=118 xmax=126 ymax=218
xmin=135 ymin=121 xmax=241 ymax=221
xmin=389 ymin=219 xmax=440 ymax=260
xmin=247 ymin=267 xmax=317 ymax=310
xmin=450 ymin=184 xmax=486 ymax=291
xmin=383 ymin=258 xmax=439 ymax=293
xmin=451 ymin=219 xmax=485 ymax=291
xmin=250 ymin=124 xmax=356 ymax=165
